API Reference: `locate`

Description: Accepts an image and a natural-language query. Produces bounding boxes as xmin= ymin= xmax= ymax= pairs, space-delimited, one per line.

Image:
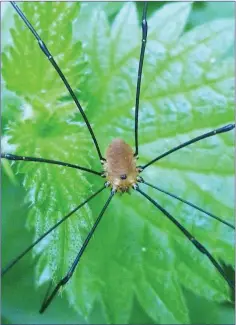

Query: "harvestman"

xmin=1 ymin=1 xmax=235 ymax=313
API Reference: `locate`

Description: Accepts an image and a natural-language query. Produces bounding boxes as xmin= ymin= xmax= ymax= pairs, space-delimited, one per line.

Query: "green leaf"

xmin=147 ymin=2 xmax=192 ymax=42
xmin=2 ymin=2 xmax=87 ymax=118
xmin=2 ymin=2 xmax=234 ymax=324
xmin=186 ymin=2 xmax=234 ymax=31
xmin=184 ymin=288 xmax=235 ymax=324
xmin=1 ymin=173 xmax=87 ymax=325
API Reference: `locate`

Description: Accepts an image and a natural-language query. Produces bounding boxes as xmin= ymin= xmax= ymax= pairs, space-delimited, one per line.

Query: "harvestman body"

xmin=104 ymin=139 xmax=140 ymax=192
xmin=1 ymin=1 xmax=235 ymax=314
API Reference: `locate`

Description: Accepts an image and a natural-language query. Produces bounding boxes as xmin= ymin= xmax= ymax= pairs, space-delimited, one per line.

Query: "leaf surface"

xmin=2 ymin=2 xmax=234 ymax=324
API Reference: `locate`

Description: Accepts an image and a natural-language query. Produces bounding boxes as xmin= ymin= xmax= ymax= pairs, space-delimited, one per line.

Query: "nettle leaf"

xmin=2 ymin=2 xmax=234 ymax=325
xmin=2 ymin=2 xmax=87 ymax=117
xmin=186 ymin=2 xmax=234 ymax=31
xmin=73 ymin=2 xmax=234 ymax=323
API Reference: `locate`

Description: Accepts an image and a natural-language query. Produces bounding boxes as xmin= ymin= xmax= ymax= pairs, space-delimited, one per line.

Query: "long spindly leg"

xmin=134 ymin=186 xmax=234 ymax=290
xmin=140 ymin=124 xmax=235 ymax=170
xmin=10 ymin=1 xmax=104 ymax=162
xmin=1 ymin=185 xmax=106 ymax=277
xmin=134 ymin=1 xmax=148 ymax=157
xmin=39 ymin=189 xmax=115 ymax=314
xmin=1 ymin=153 xmax=102 ymax=176
xmin=138 ymin=179 xmax=234 ymax=229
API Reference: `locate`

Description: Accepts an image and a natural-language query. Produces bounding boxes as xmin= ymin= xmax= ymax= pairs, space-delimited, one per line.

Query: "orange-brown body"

xmin=104 ymin=138 xmax=139 ymax=192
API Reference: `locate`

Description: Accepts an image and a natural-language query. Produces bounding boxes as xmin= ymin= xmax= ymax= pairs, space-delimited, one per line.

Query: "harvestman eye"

xmin=1 ymin=1 xmax=235 ymax=315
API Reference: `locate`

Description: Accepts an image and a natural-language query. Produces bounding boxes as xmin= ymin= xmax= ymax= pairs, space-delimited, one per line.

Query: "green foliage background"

xmin=1 ymin=1 xmax=235 ymax=324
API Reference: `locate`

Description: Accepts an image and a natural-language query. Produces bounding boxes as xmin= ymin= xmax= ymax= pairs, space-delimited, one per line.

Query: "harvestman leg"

xmin=134 ymin=2 xmax=148 ymax=157
xmin=138 ymin=179 xmax=234 ymax=229
xmin=140 ymin=124 xmax=235 ymax=170
xmin=1 ymin=185 xmax=106 ymax=276
xmin=10 ymin=1 xmax=104 ymax=162
xmin=135 ymin=186 xmax=234 ymax=290
xmin=39 ymin=190 xmax=115 ymax=314
xmin=3 ymin=0 xmax=234 ymax=314
xmin=3 ymin=1 xmax=116 ymax=313
xmin=1 ymin=153 xmax=102 ymax=176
